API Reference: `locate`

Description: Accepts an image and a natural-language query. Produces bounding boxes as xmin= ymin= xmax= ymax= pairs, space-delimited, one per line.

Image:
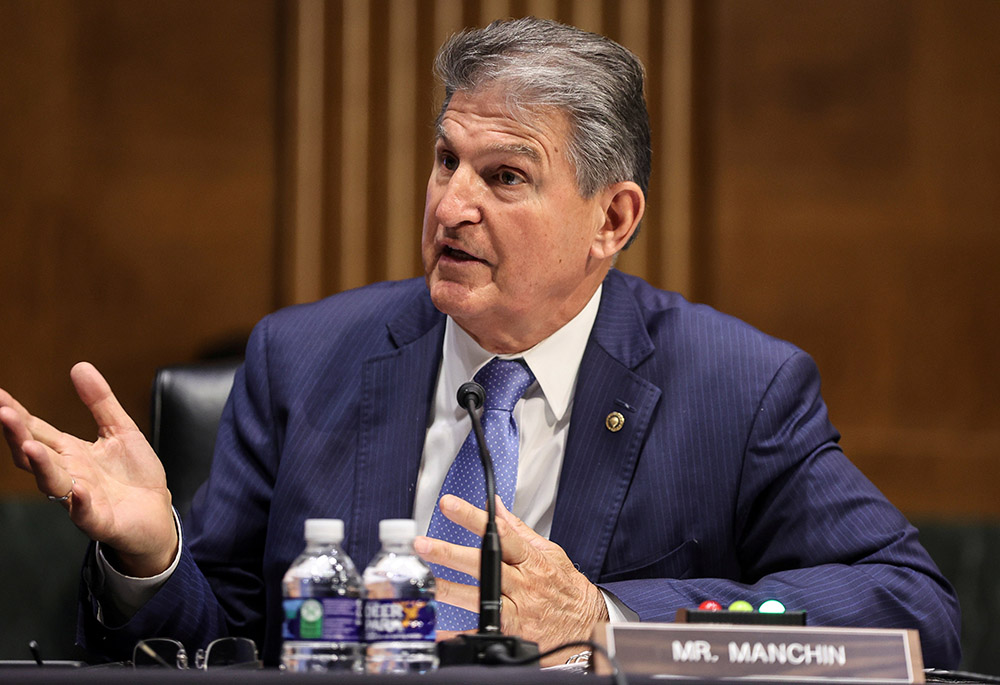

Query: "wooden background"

xmin=1 ymin=0 xmax=998 ymax=520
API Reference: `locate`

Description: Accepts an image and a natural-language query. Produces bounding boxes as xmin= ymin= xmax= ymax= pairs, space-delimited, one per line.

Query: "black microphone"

xmin=456 ymin=382 xmax=502 ymax=634
xmin=456 ymin=381 xmax=485 ymax=414
xmin=437 ymin=381 xmax=539 ymax=667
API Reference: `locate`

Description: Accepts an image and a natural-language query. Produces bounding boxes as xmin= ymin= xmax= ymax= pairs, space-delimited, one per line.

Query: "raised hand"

xmin=0 ymin=362 xmax=177 ymax=576
xmin=414 ymin=494 xmax=608 ymax=665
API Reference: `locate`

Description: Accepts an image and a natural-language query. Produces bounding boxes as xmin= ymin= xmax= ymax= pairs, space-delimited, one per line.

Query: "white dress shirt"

xmin=414 ymin=285 xmax=602 ymax=538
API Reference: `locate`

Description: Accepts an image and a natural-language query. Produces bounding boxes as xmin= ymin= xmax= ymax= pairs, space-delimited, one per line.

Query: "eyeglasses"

xmin=132 ymin=637 xmax=261 ymax=670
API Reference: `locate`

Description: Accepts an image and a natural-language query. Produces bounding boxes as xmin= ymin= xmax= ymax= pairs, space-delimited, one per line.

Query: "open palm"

xmin=0 ymin=362 xmax=177 ymax=576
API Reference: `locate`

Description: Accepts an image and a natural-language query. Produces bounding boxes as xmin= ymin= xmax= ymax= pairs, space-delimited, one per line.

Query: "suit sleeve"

xmin=598 ymin=351 xmax=962 ymax=670
xmin=78 ymin=316 xmax=279 ymax=661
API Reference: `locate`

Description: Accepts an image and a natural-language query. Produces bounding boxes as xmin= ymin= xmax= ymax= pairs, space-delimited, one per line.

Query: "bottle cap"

xmin=379 ymin=518 xmax=417 ymax=543
xmin=304 ymin=518 xmax=344 ymax=543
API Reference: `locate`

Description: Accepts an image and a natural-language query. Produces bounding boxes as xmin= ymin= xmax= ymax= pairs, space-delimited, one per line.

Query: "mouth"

xmin=440 ymin=245 xmax=487 ymax=265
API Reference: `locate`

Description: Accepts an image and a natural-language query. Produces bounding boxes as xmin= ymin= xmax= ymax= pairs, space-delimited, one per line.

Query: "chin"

xmin=427 ymin=276 xmax=482 ymax=319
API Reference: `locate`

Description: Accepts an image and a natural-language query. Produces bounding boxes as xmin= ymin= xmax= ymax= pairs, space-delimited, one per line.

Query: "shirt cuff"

xmin=93 ymin=508 xmax=183 ymax=623
xmin=600 ymin=587 xmax=639 ymax=622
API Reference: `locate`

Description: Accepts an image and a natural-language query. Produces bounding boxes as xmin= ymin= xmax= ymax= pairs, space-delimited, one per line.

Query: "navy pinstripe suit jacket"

xmin=80 ymin=269 xmax=961 ymax=668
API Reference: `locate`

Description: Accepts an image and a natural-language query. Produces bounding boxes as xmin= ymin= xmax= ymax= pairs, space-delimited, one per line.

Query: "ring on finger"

xmin=47 ymin=478 xmax=75 ymax=503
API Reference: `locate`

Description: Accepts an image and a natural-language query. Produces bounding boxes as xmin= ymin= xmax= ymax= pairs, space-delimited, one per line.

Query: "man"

xmin=0 ymin=17 xmax=960 ymax=668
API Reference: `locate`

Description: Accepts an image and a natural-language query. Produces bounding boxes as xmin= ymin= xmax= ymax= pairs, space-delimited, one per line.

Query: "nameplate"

xmin=590 ymin=622 xmax=924 ymax=682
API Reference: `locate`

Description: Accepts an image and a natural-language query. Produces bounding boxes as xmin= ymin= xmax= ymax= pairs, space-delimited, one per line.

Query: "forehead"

xmin=436 ymin=89 xmax=573 ymax=161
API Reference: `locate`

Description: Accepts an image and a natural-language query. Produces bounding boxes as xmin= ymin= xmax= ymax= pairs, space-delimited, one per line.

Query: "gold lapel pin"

xmin=605 ymin=411 xmax=625 ymax=432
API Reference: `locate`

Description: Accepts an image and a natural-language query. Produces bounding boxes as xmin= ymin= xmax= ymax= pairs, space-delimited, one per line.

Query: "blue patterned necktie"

xmin=427 ymin=357 xmax=536 ymax=630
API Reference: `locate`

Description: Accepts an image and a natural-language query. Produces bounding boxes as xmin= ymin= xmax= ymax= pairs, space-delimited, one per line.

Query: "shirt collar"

xmin=443 ymin=285 xmax=602 ymax=422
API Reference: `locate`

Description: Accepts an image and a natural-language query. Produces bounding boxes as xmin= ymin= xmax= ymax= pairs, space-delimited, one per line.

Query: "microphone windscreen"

xmin=457 ymin=381 xmax=485 ymax=410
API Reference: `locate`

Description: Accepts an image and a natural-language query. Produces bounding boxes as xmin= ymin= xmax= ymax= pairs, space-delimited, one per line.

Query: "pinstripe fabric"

xmin=79 ymin=270 xmax=961 ymax=669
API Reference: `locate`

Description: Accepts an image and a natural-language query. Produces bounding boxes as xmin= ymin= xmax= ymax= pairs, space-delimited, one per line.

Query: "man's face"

xmin=421 ymin=89 xmax=608 ymax=353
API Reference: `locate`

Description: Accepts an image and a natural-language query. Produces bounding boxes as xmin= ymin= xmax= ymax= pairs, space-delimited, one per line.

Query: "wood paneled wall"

xmin=1 ymin=0 xmax=998 ymax=518
xmin=279 ymin=0 xmax=692 ymax=303
xmin=694 ymin=0 xmax=1000 ymax=516
xmin=0 ymin=0 xmax=280 ymax=491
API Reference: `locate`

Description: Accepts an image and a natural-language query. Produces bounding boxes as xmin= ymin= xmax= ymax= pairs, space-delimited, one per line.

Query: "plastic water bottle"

xmin=281 ymin=518 xmax=365 ymax=672
xmin=363 ymin=519 xmax=438 ymax=674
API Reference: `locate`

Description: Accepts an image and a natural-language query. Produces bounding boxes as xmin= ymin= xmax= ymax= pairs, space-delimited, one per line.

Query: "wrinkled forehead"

xmin=439 ymin=80 xmax=573 ymax=131
xmin=435 ymin=86 xmax=575 ymax=151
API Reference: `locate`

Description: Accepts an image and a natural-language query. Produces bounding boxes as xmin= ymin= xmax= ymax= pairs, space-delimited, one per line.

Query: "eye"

xmin=439 ymin=152 xmax=458 ymax=172
xmin=497 ymin=169 xmax=524 ymax=186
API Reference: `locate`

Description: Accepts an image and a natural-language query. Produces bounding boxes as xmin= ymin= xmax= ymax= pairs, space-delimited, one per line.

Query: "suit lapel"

xmin=350 ymin=287 xmax=445 ymax=565
xmin=550 ymin=271 xmax=662 ymax=580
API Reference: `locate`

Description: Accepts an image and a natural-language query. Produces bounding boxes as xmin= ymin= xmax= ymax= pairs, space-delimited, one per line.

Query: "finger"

xmin=414 ymin=535 xmax=481 ymax=579
xmin=490 ymin=497 xmax=535 ymax=563
xmin=499 ymin=593 xmax=524 ymax=637
xmin=63 ymin=477 xmax=98 ymax=537
xmin=0 ymin=395 xmax=72 ymax=463
xmin=431 ymin=577 xmax=481 ymax=613
xmin=438 ymin=494 xmax=532 ymax=564
xmin=23 ymin=439 xmax=76 ymax=499
xmin=0 ymin=404 xmax=32 ymax=469
xmin=437 ymin=494 xmax=487 ymax=536
xmin=0 ymin=386 xmax=27 ymax=416
xmin=70 ymin=362 xmax=139 ymax=434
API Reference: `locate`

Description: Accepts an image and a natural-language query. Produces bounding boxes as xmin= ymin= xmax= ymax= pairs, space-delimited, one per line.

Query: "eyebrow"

xmin=435 ymin=126 xmax=542 ymax=164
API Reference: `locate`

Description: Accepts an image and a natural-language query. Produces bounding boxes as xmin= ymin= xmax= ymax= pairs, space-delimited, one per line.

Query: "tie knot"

xmin=473 ymin=358 xmax=535 ymax=412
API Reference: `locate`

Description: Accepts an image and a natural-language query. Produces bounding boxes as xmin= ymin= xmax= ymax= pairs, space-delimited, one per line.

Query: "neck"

xmin=459 ymin=282 xmax=605 ymax=354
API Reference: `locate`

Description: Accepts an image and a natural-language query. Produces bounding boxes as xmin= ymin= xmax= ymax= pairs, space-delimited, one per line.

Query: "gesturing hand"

xmin=414 ymin=494 xmax=609 ymax=665
xmin=0 ymin=362 xmax=177 ymax=576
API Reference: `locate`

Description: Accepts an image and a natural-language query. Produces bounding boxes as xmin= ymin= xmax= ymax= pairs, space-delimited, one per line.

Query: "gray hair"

xmin=434 ymin=17 xmax=651 ymax=246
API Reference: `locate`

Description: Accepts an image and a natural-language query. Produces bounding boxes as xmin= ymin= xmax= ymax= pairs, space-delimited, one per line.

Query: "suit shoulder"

xmin=250 ymin=278 xmax=435 ymax=356
xmin=266 ymin=278 xmax=427 ymax=331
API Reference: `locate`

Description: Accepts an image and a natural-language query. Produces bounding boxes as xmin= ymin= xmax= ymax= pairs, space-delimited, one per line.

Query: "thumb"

xmin=70 ymin=362 xmax=139 ymax=434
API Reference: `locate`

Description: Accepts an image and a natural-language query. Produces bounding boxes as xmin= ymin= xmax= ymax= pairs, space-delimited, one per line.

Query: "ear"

xmin=590 ymin=181 xmax=645 ymax=260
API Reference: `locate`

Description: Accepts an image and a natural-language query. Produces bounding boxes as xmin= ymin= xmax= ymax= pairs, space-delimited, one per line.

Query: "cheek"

xmin=494 ymin=231 xmax=561 ymax=287
xmin=420 ymin=219 xmax=438 ymax=276
xmin=422 ymin=177 xmax=439 ymax=228
xmin=505 ymin=213 xmax=588 ymax=265
xmin=421 ymin=199 xmax=438 ymax=245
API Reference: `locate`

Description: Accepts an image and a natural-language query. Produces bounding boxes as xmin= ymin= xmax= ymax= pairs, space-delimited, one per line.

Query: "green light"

xmin=758 ymin=599 xmax=786 ymax=614
xmin=728 ymin=600 xmax=753 ymax=612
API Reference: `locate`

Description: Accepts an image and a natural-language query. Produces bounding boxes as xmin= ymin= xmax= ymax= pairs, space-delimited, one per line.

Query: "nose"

xmin=434 ymin=168 xmax=482 ymax=229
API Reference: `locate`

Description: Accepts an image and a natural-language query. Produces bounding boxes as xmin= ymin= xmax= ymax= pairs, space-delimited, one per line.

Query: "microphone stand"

xmin=437 ymin=382 xmax=540 ymax=667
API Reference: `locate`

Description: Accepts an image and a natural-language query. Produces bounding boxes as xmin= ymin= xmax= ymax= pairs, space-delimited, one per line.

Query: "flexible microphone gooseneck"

xmin=436 ymin=381 xmax=540 ymax=667
xmin=456 ymin=382 xmax=503 ymax=634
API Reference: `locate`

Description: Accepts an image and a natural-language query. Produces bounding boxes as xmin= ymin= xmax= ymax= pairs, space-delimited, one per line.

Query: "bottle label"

xmin=364 ymin=599 xmax=436 ymax=642
xmin=282 ymin=597 xmax=362 ymax=642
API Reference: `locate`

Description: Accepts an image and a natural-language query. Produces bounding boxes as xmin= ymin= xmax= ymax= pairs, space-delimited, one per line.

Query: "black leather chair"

xmin=914 ymin=520 xmax=1000 ymax=675
xmin=150 ymin=357 xmax=242 ymax=520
